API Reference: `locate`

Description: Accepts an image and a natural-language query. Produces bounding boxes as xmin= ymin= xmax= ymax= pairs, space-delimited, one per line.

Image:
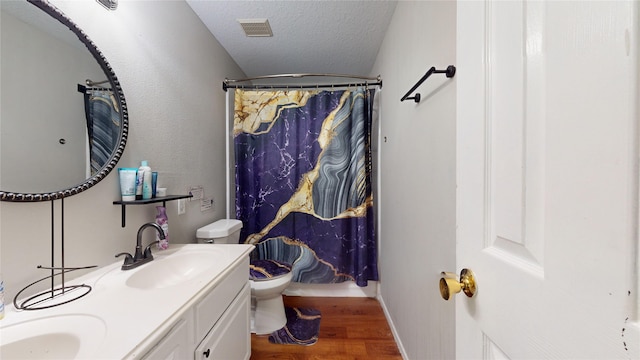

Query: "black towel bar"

xmin=400 ymin=65 xmax=456 ymax=103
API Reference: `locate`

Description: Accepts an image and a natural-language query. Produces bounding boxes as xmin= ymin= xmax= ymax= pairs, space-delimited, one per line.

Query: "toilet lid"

xmin=249 ymin=259 xmax=292 ymax=281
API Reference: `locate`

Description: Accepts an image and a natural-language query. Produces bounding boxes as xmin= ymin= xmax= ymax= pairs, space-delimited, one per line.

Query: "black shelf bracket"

xmin=400 ymin=65 xmax=456 ymax=103
xmin=113 ymin=194 xmax=192 ymax=227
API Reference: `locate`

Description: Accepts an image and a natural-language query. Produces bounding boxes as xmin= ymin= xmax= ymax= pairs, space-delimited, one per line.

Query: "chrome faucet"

xmin=116 ymin=222 xmax=166 ymax=270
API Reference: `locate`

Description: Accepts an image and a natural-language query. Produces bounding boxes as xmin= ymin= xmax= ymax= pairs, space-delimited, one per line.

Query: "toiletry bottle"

xmin=141 ymin=161 xmax=152 ymax=200
xmin=151 ymin=172 xmax=158 ymax=198
xmin=118 ymin=168 xmax=138 ymax=201
xmin=137 ymin=160 xmax=151 ymax=200
xmin=155 ymin=206 xmax=169 ymax=250
xmin=135 ymin=162 xmax=145 ymax=200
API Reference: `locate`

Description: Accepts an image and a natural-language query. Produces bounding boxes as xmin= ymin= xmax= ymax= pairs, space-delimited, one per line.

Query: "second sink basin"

xmin=0 ymin=314 xmax=106 ymax=359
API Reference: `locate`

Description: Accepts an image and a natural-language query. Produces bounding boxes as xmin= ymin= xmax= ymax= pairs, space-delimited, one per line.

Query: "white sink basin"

xmin=0 ymin=314 xmax=106 ymax=359
xmin=125 ymin=250 xmax=227 ymax=289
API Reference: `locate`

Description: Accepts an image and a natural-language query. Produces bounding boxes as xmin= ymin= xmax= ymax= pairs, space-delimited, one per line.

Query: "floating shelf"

xmin=113 ymin=194 xmax=192 ymax=227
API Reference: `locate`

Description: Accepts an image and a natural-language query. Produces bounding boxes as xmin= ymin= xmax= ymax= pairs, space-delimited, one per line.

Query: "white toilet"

xmin=196 ymin=219 xmax=293 ymax=335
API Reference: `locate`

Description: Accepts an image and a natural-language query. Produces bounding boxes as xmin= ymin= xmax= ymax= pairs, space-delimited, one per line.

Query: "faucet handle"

xmin=115 ymin=252 xmax=134 ymax=265
xmin=143 ymin=241 xmax=159 ymax=260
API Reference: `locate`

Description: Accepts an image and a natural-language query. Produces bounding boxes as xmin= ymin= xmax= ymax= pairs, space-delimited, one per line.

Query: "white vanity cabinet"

xmin=195 ymin=284 xmax=250 ymax=360
xmin=141 ymin=255 xmax=251 ymax=360
xmin=0 ymin=245 xmax=254 ymax=360
xmin=141 ymin=315 xmax=192 ymax=360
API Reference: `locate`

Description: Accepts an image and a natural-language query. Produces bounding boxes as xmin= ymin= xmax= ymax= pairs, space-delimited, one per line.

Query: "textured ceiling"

xmin=186 ymin=0 xmax=398 ymax=79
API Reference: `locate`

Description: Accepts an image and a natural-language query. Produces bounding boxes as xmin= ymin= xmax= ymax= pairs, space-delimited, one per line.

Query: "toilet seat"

xmin=249 ymin=259 xmax=292 ymax=281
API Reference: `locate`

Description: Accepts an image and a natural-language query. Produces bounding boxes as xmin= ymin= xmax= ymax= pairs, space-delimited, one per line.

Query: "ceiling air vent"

xmin=238 ymin=19 xmax=273 ymax=37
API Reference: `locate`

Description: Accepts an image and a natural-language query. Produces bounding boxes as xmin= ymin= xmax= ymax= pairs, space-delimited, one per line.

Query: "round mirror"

xmin=0 ymin=0 xmax=128 ymax=202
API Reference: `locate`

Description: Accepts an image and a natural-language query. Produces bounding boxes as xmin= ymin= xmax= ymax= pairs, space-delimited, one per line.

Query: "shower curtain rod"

xmin=85 ymin=78 xmax=109 ymax=86
xmin=77 ymin=84 xmax=111 ymax=93
xmin=223 ymin=73 xmax=382 ymax=91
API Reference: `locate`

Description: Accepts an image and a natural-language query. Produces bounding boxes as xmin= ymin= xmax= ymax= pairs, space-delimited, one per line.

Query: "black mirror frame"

xmin=0 ymin=0 xmax=128 ymax=202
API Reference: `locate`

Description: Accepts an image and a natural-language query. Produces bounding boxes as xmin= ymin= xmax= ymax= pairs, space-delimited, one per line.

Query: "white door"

xmin=456 ymin=1 xmax=639 ymax=358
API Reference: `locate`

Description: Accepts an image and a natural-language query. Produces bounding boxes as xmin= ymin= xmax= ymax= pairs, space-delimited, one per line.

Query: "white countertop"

xmin=0 ymin=244 xmax=254 ymax=359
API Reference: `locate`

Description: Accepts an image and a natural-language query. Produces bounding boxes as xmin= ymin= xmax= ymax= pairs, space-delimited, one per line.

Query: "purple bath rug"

xmin=268 ymin=307 xmax=322 ymax=346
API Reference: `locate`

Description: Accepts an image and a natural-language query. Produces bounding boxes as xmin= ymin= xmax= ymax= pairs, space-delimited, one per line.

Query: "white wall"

xmin=371 ymin=1 xmax=457 ymax=359
xmin=0 ymin=0 xmax=244 ymax=301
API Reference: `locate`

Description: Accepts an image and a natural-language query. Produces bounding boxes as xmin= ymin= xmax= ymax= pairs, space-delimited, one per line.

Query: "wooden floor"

xmin=250 ymin=296 xmax=403 ymax=360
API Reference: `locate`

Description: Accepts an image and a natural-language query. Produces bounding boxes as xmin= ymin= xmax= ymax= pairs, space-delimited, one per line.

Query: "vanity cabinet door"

xmin=141 ymin=317 xmax=191 ymax=360
xmin=195 ymin=283 xmax=251 ymax=360
xmin=194 ymin=258 xmax=248 ymax=341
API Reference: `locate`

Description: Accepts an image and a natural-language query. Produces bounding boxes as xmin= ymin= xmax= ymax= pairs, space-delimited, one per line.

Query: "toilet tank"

xmin=196 ymin=219 xmax=243 ymax=244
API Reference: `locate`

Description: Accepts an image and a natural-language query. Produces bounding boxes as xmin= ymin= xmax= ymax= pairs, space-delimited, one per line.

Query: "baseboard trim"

xmin=377 ymin=292 xmax=409 ymax=360
xmin=283 ymin=281 xmax=378 ymax=297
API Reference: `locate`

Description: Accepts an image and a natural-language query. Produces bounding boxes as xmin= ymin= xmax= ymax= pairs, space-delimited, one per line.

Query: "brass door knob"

xmin=439 ymin=269 xmax=477 ymax=300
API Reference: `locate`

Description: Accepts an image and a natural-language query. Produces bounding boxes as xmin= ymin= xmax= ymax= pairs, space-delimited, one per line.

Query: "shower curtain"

xmin=83 ymin=90 xmax=120 ymax=175
xmin=234 ymin=87 xmax=378 ymax=286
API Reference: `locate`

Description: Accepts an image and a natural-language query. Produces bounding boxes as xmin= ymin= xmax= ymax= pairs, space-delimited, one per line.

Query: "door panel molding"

xmin=483 ymin=334 xmax=511 ymax=360
xmin=484 ymin=0 xmax=545 ymax=272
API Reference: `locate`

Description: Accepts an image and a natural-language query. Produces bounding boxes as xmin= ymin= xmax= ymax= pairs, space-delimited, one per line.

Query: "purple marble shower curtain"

xmin=234 ymin=88 xmax=378 ymax=286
